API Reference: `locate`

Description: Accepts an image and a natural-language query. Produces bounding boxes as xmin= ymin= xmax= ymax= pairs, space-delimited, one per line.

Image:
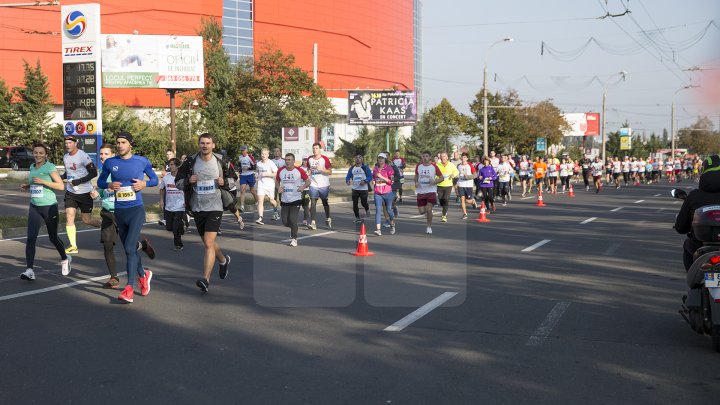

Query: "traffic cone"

xmin=536 ymin=189 xmax=546 ymax=207
xmin=351 ymin=223 xmax=375 ymax=256
xmin=476 ymin=201 xmax=490 ymax=223
xmin=568 ymin=184 xmax=575 ymax=197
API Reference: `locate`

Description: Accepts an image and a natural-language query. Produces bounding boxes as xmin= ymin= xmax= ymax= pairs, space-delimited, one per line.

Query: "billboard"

xmin=101 ymin=34 xmax=204 ymax=89
xmin=562 ymin=112 xmax=600 ymax=136
xmin=282 ymin=127 xmax=318 ymax=163
xmin=348 ymin=90 xmax=417 ymax=126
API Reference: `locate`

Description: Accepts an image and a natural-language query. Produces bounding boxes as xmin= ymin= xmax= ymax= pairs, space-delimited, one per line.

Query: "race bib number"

xmin=420 ymin=177 xmax=431 ymax=185
xmin=116 ymin=186 xmax=137 ymax=202
xmin=30 ymin=185 xmax=43 ymax=198
xmin=483 ymin=178 xmax=491 ymax=184
xmin=353 ymin=175 xmax=364 ymax=186
xmin=197 ymin=180 xmax=216 ymax=195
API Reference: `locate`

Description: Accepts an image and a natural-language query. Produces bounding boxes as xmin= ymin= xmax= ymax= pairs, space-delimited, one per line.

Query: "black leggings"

xmin=480 ymin=187 xmax=494 ymax=208
xmin=437 ymin=186 xmax=452 ymax=216
xmin=281 ymin=203 xmax=301 ymax=239
xmin=351 ymin=189 xmax=369 ymax=218
xmin=100 ymin=209 xmax=118 ymax=278
xmin=582 ymin=170 xmax=590 ymax=187
xmin=26 ymin=204 xmax=67 ymax=269
xmin=561 ymin=176 xmax=571 ymax=188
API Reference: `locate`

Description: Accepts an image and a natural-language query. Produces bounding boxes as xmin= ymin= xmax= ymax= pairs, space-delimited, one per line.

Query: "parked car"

xmin=0 ymin=146 xmax=34 ymax=170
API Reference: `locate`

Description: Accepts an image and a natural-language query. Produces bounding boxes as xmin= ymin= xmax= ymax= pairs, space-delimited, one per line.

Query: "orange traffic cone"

xmin=568 ymin=184 xmax=575 ymax=197
xmin=351 ymin=223 xmax=375 ymax=256
xmin=536 ymin=189 xmax=546 ymax=207
xmin=476 ymin=201 xmax=490 ymax=223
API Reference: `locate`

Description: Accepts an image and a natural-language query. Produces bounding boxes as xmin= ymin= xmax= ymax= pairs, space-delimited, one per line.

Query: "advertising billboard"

xmin=348 ymin=90 xmax=417 ymax=126
xmin=562 ymin=112 xmax=600 ymax=136
xmin=101 ymin=34 xmax=204 ymax=89
xmin=282 ymin=127 xmax=318 ymax=163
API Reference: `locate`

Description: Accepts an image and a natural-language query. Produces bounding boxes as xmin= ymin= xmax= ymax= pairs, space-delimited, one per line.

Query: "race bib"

xmin=353 ymin=175 xmax=364 ymax=186
xmin=30 ymin=185 xmax=43 ymax=198
xmin=420 ymin=177 xmax=431 ymax=185
xmin=197 ymin=180 xmax=216 ymax=195
xmin=116 ymin=186 xmax=137 ymax=202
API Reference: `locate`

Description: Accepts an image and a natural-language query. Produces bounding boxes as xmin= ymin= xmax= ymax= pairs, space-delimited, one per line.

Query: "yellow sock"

xmin=66 ymin=225 xmax=77 ymax=248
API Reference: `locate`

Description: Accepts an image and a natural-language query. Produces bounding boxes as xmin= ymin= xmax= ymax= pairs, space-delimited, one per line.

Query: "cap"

xmin=240 ymin=145 xmax=248 ymax=151
xmin=377 ymin=152 xmax=388 ymax=159
xmin=116 ymin=132 xmax=135 ymax=146
xmin=64 ymin=135 xmax=77 ymax=142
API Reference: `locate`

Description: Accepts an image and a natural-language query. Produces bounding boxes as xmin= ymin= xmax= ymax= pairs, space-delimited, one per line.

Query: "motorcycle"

xmin=672 ymin=188 xmax=720 ymax=352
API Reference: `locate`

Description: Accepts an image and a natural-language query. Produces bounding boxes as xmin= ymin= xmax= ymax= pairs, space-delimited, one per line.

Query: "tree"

xmin=469 ymin=89 xmax=528 ymax=154
xmin=519 ymin=100 xmax=567 ymax=156
xmin=13 ymin=60 xmax=52 ymax=144
xmin=198 ymin=17 xmax=233 ymax=148
xmin=406 ymin=98 xmax=471 ymax=160
xmin=678 ymin=116 xmax=719 ymax=156
xmin=102 ymin=102 xmax=170 ymax=167
xmin=0 ymin=79 xmax=16 ymax=145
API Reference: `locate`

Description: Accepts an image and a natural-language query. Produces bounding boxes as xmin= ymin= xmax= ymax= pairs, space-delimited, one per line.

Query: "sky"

xmin=421 ymin=0 xmax=720 ymax=138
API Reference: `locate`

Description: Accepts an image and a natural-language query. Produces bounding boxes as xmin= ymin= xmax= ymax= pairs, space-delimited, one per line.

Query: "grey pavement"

xmin=0 ymin=179 xmax=718 ymax=404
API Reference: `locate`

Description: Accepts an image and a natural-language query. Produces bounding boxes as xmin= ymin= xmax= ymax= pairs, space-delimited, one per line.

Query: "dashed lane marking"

xmin=610 ymin=207 xmax=623 ymax=212
xmin=526 ymin=301 xmax=571 ymax=346
xmin=580 ymin=217 xmax=597 ymax=225
xmin=384 ymin=291 xmax=459 ymax=332
xmin=521 ymin=239 xmax=551 ymax=252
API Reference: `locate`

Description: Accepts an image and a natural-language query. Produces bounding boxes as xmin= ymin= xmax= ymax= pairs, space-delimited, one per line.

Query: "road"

xmin=0 ymin=179 xmax=718 ymax=404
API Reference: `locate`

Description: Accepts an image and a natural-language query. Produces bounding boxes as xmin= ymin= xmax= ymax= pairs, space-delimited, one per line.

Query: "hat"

xmin=377 ymin=152 xmax=388 ymax=159
xmin=116 ymin=132 xmax=135 ymax=146
xmin=240 ymin=145 xmax=248 ymax=151
xmin=64 ymin=135 xmax=77 ymax=142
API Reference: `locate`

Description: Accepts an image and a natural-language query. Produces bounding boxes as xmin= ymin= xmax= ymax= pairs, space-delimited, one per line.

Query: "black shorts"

xmin=65 ymin=191 xmax=94 ymax=213
xmin=458 ymin=187 xmax=474 ymax=198
xmin=613 ymin=173 xmax=621 ymax=179
xmin=100 ymin=209 xmax=117 ymax=245
xmin=193 ymin=211 xmax=223 ymax=236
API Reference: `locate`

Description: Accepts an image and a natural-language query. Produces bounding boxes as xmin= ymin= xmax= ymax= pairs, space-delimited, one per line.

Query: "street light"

xmin=483 ymin=37 xmax=513 ymax=157
xmin=671 ymin=85 xmax=700 ymax=159
xmin=188 ymin=99 xmax=199 ymax=137
xmin=600 ymin=71 xmax=627 ymax=164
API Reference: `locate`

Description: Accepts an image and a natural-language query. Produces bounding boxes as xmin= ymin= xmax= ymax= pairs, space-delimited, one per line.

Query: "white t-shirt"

xmin=307 ymin=155 xmax=332 ymax=188
xmin=497 ymin=162 xmax=513 ymax=182
xmin=547 ymin=163 xmax=558 ymax=177
xmin=256 ymin=159 xmax=278 ymax=193
xmin=349 ymin=165 xmax=370 ymax=191
xmin=272 ymin=157 xmax=286 ymax=170
xmin=277 ymin=166 xmax=308 ymax=203
xmin=159 ymin=173 xmax=185 ymax=212
xmin=415 ymin=163 xmax=442 ymax=195
xmin=591 ymin=162 xmax=604 ymax=176
xmin=490 ymin=157 xmax=500 ymax=169
xmin=621 ymin=161 xmax=630 ymax=172
xmin=613 ymin=161 xmax=622 ymax=173
xmin=63 ymin=150 xmax=95 ymax=194
xmin=559 ymin=163 xmax=570 ymax=177
xmin=630 ymin=161 xmax=638 ymax=172
xmin=456 ymin=163 xmax=476 ymax=188
xmin=518 ymin=161 xmax=529 ymax=176
xmin=238 ymin=154 xmax=256 ymax=176
xmin=638 ymin=160 xmax=646 ymax=173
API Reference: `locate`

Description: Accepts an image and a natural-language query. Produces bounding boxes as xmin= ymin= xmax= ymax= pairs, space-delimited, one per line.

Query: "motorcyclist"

xmin=674 ymin=154 xmax=720 ymax=271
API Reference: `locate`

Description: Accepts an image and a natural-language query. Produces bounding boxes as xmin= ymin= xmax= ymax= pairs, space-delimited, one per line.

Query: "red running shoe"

xmin=118 ymin=285 xmax=134 ymax=303
xmin=138 ymin=268 xmax=153 ymax=296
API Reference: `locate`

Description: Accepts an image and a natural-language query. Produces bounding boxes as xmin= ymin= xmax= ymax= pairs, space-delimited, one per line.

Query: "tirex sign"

xmin=562 ymin=112 xmax=600 ymax=136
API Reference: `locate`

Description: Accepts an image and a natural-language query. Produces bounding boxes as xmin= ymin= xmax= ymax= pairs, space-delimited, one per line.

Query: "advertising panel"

xmin=348 ymin=91 xmax=417 ymax=126
xmin=101 ymin=35 xmax=204 ymax=89
xmin=282 ymin=127 xmax=317 ymax=163
xmin=620 ymin=136 xmax=632 ymax=151
xmin=563 ymin=112 xmax=600 ymax=136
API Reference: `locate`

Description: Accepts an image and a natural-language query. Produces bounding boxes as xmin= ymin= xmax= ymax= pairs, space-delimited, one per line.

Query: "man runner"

xmin=306 ymin=142 xmax=333 ymax=230
xmin=415 ymin=151 xmax=443 ymax=234
xmin=62 ymin=135 xmax=101 ymax=253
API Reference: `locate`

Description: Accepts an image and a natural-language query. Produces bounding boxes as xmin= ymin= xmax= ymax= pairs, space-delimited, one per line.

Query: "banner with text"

xmin=101 ymin=34 xmax=204 ymax=89
xmin=562 ymin=112 xmax=600 ymax=136
xmin=348 ymin=91 xmax=417 ymax=126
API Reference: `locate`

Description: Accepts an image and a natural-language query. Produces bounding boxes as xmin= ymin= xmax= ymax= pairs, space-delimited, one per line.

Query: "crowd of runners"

xmin=15 ymin=131 xmax=702 ymax=302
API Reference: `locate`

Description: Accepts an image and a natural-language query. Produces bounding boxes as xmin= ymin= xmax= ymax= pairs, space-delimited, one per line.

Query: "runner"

xmin=665 ymin=158 xmax=673 ymax=182
xmin=559 ymin=157 xmax=571 ymax=193
xmin=276 ymin=153 xmax=311 ymax=246
xmin=674 ymin=156 xmax=683 ymax=183
xmin=306 ymin=142 xmax=333 ymax=230
xmin=299 ymin=157 xmax=311 ymax=226
xmin=637 ymin=157 xmax=647 ymax=185
xmin=651 ymin=158 xmax=660 ymax=183
xmin=346 ymin=154 xmax=372 ymax=223
xmin=581 ymin=157 xmax=591 ymax=191
xmin=630 ymin=157 xmax=639 ymax=185
xmin=435 ymin=152 xmax=459 ymax=223
xmin=605 ymin=158 xmax=613 ymax=186
xmin=372 ymin=153 xmax=396 ymax=236
xmin=96 ymin=143 xmax=155 ymax=288
xmin=271 ymin=147 xmax=285 ymax=203
xmin=546 ymin=156 xmax=559 ymax=194
xmin=612 ymin=157 xmax=622 ymax=189
xmin=478 ymin=157 xmax=497 ymax=211
xmin=62 ymin=135 xmax=101 ymax=253
xmin=237 ymin=145 xmax=257 ymax=212
xmin=591 ymin=156 xmax=604 ymax=193
xmin=518 ymin=155 xmax=531 ymax=197
xmin=392 ymin=150 xmax=407 ymax=203
xmin=159 ymin=157 xmax=187 ymax=251
xmin=532 ymin=156 xmax=547 ymax=194
xmin=415 ymin=151 xmax=443 ymax=234
xmin=255 ymin=148 xmax=280 ymax=225
xmin=496 ymin=155 xmax=513 ymax=206
xmin=456 ymin=153 xmax=478 ymax=219
xmin=19 ymin=143 xmax=71 ymax=281
xmin=489 ymin=151 xmax=500 ymax=199
xmin=96 ymin=132 xmax=157 ymax=303
xmin=175 ymin=133 xmax=232 ymax=294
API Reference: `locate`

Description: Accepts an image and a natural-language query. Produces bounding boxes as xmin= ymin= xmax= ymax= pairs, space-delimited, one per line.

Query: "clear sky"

xmin=421 ymin=0 xmax=720 ymax=137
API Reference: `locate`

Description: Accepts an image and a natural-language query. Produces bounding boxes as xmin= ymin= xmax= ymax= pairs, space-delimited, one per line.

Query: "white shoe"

xmin=289 ymin=238 xmax=298 ymax=247
xmin=61 ymin=255 xmax=72 ymax=276
xmin=373 ymin=230 xmax=382 ymax=236
xmin=426 ymin=227 xmax=432 ymax=234
xmin=326 ymin=218 xmax=332 ymax=229
xmin=256 ymin=217 xmax=264 ymax=225
xmin=20 ymin=268 xmax=35 ymax=281
xmin=390 ymin=225 xmax=396 ymax=235
xmin=309 ymin=221 xmax=317 ymax=230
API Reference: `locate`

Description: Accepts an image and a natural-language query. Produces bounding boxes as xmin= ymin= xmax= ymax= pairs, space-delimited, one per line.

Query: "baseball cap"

xmin=377 ymin=152 xmax=388 ymax=159
xmin=240 ymin=145 xmax=248 ymax=151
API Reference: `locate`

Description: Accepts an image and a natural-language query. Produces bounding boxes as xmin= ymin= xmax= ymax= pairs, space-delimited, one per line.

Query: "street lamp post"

xmin=483 ymin=37 xmax=513 ymax=158
xmin=601 ymin=71 xmax=626 ymax=164
xmin=671 ymin=85 xmax=699 ymax=159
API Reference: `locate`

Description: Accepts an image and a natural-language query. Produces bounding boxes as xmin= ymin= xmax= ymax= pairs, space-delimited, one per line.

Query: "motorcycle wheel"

xmin=713 ymin=326 xmax=720 ymax=353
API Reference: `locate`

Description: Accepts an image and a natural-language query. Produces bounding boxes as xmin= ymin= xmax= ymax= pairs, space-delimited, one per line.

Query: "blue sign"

xmin=620 ymin=127 xmax=632 ymax=136
xmin=536 ymin=137 xmax=546 ymax=152
xmin=64 ymin=122 xmax=75 ymax=135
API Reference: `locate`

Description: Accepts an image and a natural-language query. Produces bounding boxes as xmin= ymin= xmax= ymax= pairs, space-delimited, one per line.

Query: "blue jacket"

xmin=478 ymin=165 xmax=497 ymax=188
xmin=345 ymin=164 xmax=372 ymax=184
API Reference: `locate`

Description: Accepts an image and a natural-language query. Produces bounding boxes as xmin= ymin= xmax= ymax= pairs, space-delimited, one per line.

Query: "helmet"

xmin=702 ymin=155 xmax=720 ymax=174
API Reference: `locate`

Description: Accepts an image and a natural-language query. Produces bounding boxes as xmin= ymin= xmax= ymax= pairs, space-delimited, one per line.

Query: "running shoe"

xmin=256 ymin=217 xmax=265 ymax=225
xmin=65 ymin=246 xmax=78 ymax=254
xmin=326 ymin=218 xmax=332 ymax=229
xmin=308 ymin=221 xmax=317 ymax=230
xmin=219 ymin=254 xmax=231 ymax=280
xmin=289 ymin=238 xmax=298 ymax=247
xmin=118 ymin=285 xmax=134 ymax=303
xmin=238 ymin=218 xmax=245 ymax=230
xmin=302 ymin=220 xmax=308 ymax=226
xmin=472 ymin=200 xmax=478 ymax=209
xmin=140 ymin=238 xmax=155 ymax=260
xmin=383 ymin=220 xmax=391 ymax=228
xmin=502 ymin=202 xmax=508 ymax=207
xmin=217 ymin=230 xmax=223 ymax=236
xmin=138 ymin=268 xmax=152 ymax=296
xmin=461 ymin=214 xmax=468 ymax=220
xmin=61 ymin=255 xmax=72 ymax=276
xmin=365 ymin=210 xmax=371 ymax=218
xmin=174 ymin=245 xmax=184 ymax=251
xmin=103 ymin=277 xmax=120 ymax=289
xmin=585 ymin=186 xmax=589 ymax=192
xmin=158 ymin=219 xmax=166 ymax=226
xmin=426 ymin=227 xmax=432 ymax=234
xmin=196 ymin=279 xmax=209 ymax=293
xmin=390 ymin=225 xmax=396 ymax=235
xmin=441 ymin=215 xmax=447 ymax=222
xmin=507 ymin=193 xmax=512 ymax=201
xmin=373 ymin=229 xmax=382 ymax=236
xmin=354 ymin=217 xmax=363 ymax=224
xmin=240 ymin=203 xmax=245 ymax=213
xmin=272 ymin=211 xmax=280 ymax=221
xmin=20 ymin=268 xmax=35 ymax=281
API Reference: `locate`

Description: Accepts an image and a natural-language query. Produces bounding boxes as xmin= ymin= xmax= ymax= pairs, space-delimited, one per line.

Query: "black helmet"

xmin=702 ymin=155 xmax=720 ymax=174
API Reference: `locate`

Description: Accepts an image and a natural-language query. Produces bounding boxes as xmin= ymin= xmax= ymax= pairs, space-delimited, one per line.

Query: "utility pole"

xmin=601 ymin=90 xmax=606 ymax=163
xmin=671 ymin=101 xmax=675 ymax=159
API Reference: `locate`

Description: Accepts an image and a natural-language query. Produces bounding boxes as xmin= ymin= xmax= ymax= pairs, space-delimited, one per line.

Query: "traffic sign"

xmin=536 ymin=137 xmax=546 ymax=152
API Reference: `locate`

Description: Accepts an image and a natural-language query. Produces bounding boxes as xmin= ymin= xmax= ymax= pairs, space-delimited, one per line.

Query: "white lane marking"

xmin=526 ymin=301 xmax=571 ymax=346
xmin=673 ymin=201 xmax=680 ymax=205
xmin=634 ymin=200 xmax=645 ymax=204
xmin=522 ymin=239 xmax=551 ymax=252
xmin=603 ymin=242 xmax=621 ymax=256
xmin=521 ymin=196 xmax=534 ymax=200
xmin=654 ymin=193 xmax=662 ymax=197
xmin=384 ymin=291 xmax=458 ymax=332
xmin=610 ymin=207 xmax=623 ymax=212
xmin=280 ymin=231 xmax=335 ymax=243
xmin=580 ymin=217 xmax=597 ymax=225
xmin=656 ymin=208 xmax=665 ymax=213
xmin=2 ymin=193 xmax=19 ymax=196
xmin=0 ymin=275 xmax=111 ymax=302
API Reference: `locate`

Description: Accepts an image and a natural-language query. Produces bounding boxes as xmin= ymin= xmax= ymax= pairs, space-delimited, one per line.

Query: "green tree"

xmin=519 ymin=100 xmax=567 ymax=156
xmin=198 ymin=17 xmax=233 ymax=148
xmin=678 ymin=116 xmax=719 ymax=155
xmin=0 ymin=79 xmax=16 ymax=145
xmin=14 ymin=60 xmax=53 ymax=144
xmin=469 ymin=89 xmax=526 ymax=154
xmin=102 ymin=103 xmax=170 ymax=167
xmin=406 ymin=98 xmax=470 ymax=160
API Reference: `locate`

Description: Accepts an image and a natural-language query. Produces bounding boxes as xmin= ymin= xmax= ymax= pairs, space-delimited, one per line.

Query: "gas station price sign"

xmin=63 ymin=61 xmax=98 ymax=120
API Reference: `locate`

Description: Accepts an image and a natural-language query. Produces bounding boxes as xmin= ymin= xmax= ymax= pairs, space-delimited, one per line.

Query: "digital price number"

xmin=63 ymin=62 xmax=98 ymax=121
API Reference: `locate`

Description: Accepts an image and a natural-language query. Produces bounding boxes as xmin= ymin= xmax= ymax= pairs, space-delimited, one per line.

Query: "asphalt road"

xmin=1 ymin=178 xmax=718 ymax=404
